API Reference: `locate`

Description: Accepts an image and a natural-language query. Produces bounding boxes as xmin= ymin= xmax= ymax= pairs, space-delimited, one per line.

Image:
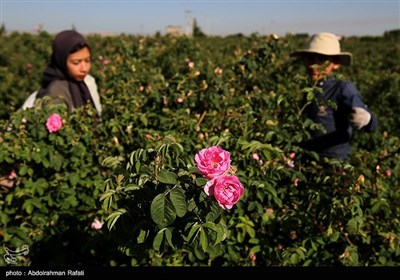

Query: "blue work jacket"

xmin=302 ymin=76 xmax=378 ymax=159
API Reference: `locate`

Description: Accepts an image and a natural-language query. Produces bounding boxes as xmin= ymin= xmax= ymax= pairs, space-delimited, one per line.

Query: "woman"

xmin=34 ymin=30 xmax=102 ymax=115
xmin=4 ymin=30 xmax=102 ymax=189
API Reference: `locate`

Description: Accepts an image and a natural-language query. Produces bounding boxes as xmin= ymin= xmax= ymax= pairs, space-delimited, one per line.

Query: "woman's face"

xmin=66 ymin=47 xmax=91 ymax=81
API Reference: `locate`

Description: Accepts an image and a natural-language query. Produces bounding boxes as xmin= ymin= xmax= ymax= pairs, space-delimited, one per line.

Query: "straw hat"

xmin=291 ymin=32 xmax=352 ymax=66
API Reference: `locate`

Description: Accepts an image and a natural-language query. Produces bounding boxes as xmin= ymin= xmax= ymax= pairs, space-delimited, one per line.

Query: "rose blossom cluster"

xmin=195 ymin=146 xmax=244 ymax=210
xmin=46 ymin=113 xmax=63 ymax=133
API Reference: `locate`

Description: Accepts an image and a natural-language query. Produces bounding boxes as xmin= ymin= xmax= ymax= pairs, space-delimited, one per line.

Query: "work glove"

xmin=351 ymin=107 xmax=371 ymax=129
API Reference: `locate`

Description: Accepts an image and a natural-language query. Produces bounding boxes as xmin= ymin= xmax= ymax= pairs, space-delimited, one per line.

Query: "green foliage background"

xmin=0 ymin=29 xmax=399 ymax=266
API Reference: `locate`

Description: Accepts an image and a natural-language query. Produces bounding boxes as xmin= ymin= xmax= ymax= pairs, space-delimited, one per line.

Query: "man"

xmin=291 ymin=32 xmax=378 ymax=160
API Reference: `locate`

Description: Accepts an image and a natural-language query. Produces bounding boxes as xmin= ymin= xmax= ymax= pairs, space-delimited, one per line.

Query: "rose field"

xmin=0 ymin=28 xmax=399 ymax=267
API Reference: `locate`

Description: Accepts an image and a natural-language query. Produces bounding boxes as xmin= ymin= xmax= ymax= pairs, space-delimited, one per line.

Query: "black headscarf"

xmin=37 ymin=30 xmax=94 ymax=108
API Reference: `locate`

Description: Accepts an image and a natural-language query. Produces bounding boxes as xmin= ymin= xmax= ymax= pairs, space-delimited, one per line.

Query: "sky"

xmin=1 ymin=0 xmax=399 ymax=37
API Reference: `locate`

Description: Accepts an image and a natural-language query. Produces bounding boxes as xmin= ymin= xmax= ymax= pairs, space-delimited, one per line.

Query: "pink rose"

xmin=91 ymin=219 xmax=104 ymax=230
xmin=195 ymin=146 xmax=231 ymax=179
xmin=46 ymin=113 xmax=62 ymax=133
xmin=8 ymin=171 xmax=17 ymax=179
xmin=204 ymin=175 xmax=244 ymax=210
xmin=252 ymin=153 xmax=260 ymax=161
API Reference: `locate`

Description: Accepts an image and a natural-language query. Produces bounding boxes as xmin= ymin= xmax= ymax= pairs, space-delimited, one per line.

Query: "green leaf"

xmin=69 ymin=172 xmax=79 ymax=187
xmin=164 ymin=228 xmax=175 ymax=249
xmin=250 ymin=245 xmax=261 ymax=254
xmin=200 ymin=229 xmax=208 ymax=252
xmin=290 ymin=253 xmax=299 ymax=264
xmin=346 ymin=218 xmax=358 ymax=234
xmin=171 ymin=142 xmax=184 ymax=155
xmin=330 ymin=231 xmax=340 ymax=242
xmin=137 ymin=229 xmax=149 ymax=244
xmin=187 ymin=223 xmax=201 ymax=244
xmin=24 ymin=202 xmax=33 ymax=214
xmin=6 ymin=193 xmax=14 ymax=205
xmin=150 ymin=193 xmax=176 ymax=227
xmin=245 ymin=225 xmax=256 ymax=238
xmin=101 ymin=156 xmax=124 ymax=169
xmin=194 ymin=247 xmax=206 ymax=260
xmin=135 ymin=161 xmax=141 ymax=173
xmin=19 ymin=165 xmax=27 ymax=176
xmin=306 ymin=91 xmax=315 ymax=101
xmin=100 ymin=190 xmax=115 ymax=201
xmin=106 ymin=208 xmax=127 ymax=230
xmin=277 ymin=94 xmax=285 ymax=106
xmin=202 ymin=221 xmax=222 ymax=235
xmin=153 ymin=230 xmax=165 ymax=251
xmin=158 ymin=171 xmax=178 ymax=185
xmin=205 ymin=202 xmax=222 ymax=222
xmin=202 ymin=221 xmax=226 ymax=245
xmin=169 ymin=187 xmax=187 ymax=217
xmin=265 ymin=184 xmax=277 ymax=198
xmin=195 ymin=177 xmax=208 ymax=186
xmin=124 ymin=184 xmax=141 ymax=191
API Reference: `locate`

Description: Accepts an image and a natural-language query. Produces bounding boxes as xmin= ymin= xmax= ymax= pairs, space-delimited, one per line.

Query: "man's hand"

xmin=351 ymin=107 xmax=371 ymax=129
xmin=0 ymin=177 xmax=15 ymax=188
